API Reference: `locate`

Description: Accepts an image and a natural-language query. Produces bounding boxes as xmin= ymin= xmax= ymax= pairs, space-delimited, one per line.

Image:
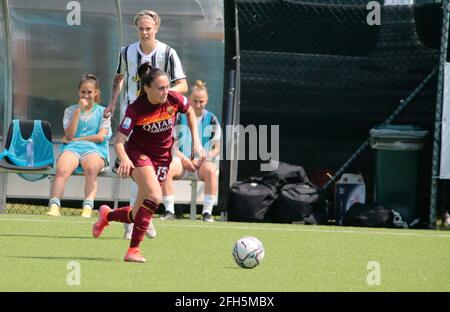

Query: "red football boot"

xmin=124 ymin=247 xmax=147 ymax=263
xmin=92 ymin=205 xmax=111 ymax=238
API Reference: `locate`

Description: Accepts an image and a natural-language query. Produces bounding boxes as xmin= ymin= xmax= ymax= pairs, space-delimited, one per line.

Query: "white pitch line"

xmin=1 ymin=217 xmax=450 ymax=239
xmin=160 ymin=223 xmax=450 ymax=239
xmin=0 ymin=218 xmax=91 ymax=224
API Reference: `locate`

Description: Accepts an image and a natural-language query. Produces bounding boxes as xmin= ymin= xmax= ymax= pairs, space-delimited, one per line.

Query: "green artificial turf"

xmin=0 ymin=214 xmax=449 ymax=292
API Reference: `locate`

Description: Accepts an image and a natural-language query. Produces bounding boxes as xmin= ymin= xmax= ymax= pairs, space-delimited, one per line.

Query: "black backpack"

xmin=262 ymin=162 xmax=310 ymax=191
xmin=274 ymin=183 xmax=318 ymax=223
xmin=228 ymin=177 xmax=277 ymax=222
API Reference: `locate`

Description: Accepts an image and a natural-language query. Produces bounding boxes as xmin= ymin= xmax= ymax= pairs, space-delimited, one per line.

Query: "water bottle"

xmin=26 ymin=138 xmax=34 ymax=167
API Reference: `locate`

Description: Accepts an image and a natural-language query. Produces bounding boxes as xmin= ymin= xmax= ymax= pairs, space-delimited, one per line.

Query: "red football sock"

xmin=107 ymin=206 xmax=134 ymax=223
xmin=130 ymin=199 xmax=158 ymax=248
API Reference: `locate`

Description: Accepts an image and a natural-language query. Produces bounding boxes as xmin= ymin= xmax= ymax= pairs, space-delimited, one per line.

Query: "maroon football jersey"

xmin=119 ymin=90 xmax=190 ymax=162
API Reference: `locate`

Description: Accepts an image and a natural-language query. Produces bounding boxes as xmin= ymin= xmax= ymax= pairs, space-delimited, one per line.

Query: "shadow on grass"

xmin=6 ymin=255 xmax=119 ymax=262
xmin=0 ymin=234 xmax=122 ymax=240
xmin=224 ymin=266 xmax=242 ymax=270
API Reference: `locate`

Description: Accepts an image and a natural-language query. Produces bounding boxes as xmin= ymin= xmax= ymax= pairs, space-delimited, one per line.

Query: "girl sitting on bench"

xmin=47 ymin=74 xmax=111 ymax=218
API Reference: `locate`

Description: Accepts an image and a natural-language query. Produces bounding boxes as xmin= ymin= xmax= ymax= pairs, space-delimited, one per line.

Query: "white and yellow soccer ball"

xmin=232 ymin=236 xmax=265 ymax=269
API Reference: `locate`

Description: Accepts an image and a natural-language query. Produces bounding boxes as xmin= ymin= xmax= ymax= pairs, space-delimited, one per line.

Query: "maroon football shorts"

xmin=125 ymin=149 xmax=171 ymax=183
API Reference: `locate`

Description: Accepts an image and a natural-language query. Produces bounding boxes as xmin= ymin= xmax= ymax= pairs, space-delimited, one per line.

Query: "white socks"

xmin=202 ymin=195 xmax=216 ymax=215
xmin=49 ymin=197 xmax=61 ymax=207
xmin=163 ymin=195 xmax=175 ymax=214
xmin=163 ymin=194 xmax=216 ymax=215
xmin=82 ymin=199 xmax=94 ymax=209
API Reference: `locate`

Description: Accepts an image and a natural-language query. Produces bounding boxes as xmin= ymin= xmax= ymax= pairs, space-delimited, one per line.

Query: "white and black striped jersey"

xmin=115 ymin=40 xmax=186 ymax=118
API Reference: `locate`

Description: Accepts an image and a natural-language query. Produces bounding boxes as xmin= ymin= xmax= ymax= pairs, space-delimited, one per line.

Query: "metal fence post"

xmin=429 ymin=0 xmax=450 ymax=228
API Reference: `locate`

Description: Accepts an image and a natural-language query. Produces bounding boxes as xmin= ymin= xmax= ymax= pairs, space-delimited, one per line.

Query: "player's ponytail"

xmin=137 ymin=62 xmax=168 ymax=96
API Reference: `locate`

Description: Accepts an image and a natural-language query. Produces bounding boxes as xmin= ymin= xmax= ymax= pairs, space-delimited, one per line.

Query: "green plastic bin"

xmin=370 ymin=125 xmax=428 ymax=224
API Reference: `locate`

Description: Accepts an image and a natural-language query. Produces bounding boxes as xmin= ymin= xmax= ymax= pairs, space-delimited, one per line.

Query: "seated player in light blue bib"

xmin=47 ymin=74 xmax=112 ymax=218
xmin=160 ymin=80 xmax=221 ymax=222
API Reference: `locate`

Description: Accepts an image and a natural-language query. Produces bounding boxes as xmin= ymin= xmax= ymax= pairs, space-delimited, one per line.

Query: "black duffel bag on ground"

xmin=262 ymin=162 xmax=310 ymax=191
xmin=228 ymin=177 xmax=277 ymax=222
xmin=273 ymin=182 xmax=323 ymax=224
xmin=342 ymin=202 xmax=408 ymax=228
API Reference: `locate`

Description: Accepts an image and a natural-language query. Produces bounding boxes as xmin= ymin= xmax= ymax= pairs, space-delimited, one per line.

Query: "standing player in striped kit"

xmin=104 ymin=10 xmax=188 ymax=239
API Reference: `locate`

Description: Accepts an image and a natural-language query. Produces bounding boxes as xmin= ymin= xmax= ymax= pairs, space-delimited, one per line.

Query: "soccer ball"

xmin=232 ymin=236 xmax=265 ymax=269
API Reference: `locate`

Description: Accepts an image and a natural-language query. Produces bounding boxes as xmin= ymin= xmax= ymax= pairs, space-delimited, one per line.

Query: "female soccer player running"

xmin=92 ymin=63 xmax=204 ymax=263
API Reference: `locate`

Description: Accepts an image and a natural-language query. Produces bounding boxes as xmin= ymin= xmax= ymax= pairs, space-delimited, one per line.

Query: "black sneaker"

xmin=202 ymin=213 xmax=214 ymax=223
xmin=160 ymin=211 xmax=175 ymax=220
